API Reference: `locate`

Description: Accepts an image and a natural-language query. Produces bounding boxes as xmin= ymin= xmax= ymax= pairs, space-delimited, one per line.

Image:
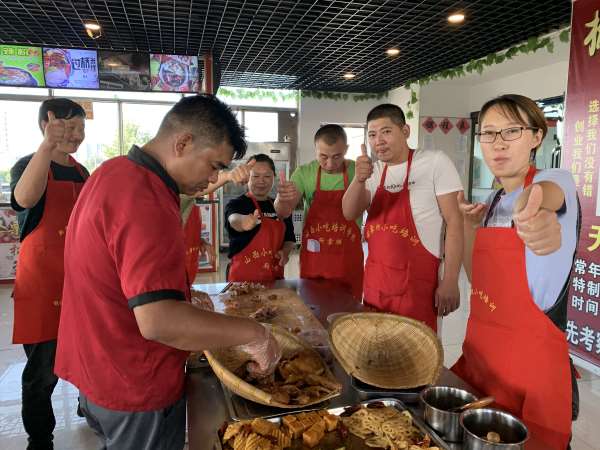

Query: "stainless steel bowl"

xmin=420 ymin=385 xmax=477 ymax=442
xmin=460 ymin=408 xmax=528 ymax=449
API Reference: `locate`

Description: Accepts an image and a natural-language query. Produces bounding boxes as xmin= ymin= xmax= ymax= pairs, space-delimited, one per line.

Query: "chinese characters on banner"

xmin=563 ymin=0 xmax=600 ymax=371
xmin=0 ymin=207 xmax=20 ymax=280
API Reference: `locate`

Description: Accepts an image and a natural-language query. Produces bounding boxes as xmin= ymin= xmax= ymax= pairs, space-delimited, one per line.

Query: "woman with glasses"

xmin=453 ymin=94 xmax=579 ymax=450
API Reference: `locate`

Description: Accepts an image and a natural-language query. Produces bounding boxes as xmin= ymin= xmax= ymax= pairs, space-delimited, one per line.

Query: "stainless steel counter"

xmin=186 ymin=279 xmax=544 ymax=450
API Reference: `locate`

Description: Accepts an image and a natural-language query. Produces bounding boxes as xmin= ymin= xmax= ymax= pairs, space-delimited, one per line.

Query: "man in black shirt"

xmin=225 ymin=154 xmax=296 ymax=281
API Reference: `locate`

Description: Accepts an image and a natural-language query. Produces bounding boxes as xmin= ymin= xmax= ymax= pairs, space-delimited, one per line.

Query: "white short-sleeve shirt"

xmin=364 ymin=148 xmax=463 ymax=257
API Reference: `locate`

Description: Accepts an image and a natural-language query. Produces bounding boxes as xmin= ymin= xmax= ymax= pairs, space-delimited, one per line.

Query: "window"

xmin=0 ymin=99 xmax=44 ymax=197
xmin=78 ymin=101 xmax=120 ymax=172
xmin=244 ymin=111 xmax=278 ymax=142
xmin=342 ymin=125 xmax=366 ymax=160
xmin=121 ymin=103 xmax=173 ymax=151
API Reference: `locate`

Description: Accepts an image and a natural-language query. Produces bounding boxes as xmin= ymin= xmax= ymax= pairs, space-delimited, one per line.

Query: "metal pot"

xmin=420 ymin=386 xmax=477 ymax=442
xmin=460 ymin=408 xmax=528 ymax=450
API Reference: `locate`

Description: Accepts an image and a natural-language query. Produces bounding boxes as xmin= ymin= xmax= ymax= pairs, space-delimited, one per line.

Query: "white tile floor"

xmin=0 ymin=249 xmax=598 ymax=449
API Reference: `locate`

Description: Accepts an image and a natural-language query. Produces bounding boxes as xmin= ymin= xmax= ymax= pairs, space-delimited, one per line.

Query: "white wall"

xmin=297 ymin=95 xmax=387 ymax=167
xmin=467 ymin=60 xmax=569 ymax=113
xmin=418 ymin=36 xmax=571 ymax=118
xmin=388 ymin=85 xmax=420 ymax=149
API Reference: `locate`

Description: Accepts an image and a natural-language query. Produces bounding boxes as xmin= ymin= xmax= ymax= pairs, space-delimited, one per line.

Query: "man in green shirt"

xmin=276 ymin=125 xmax=364 ymax=298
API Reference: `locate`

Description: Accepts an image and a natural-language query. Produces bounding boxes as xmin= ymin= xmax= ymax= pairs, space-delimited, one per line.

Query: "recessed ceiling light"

xmin=448 ymin=12 xmax=465 ymax=24
xmin=84 ymin=22 xmax=102 ymax=39
xmin=386 ymin=48 xmax=400 ymax=57
xmin=84 ymin=22 xmax=101 ymax=31
xmin=343 ymin=73 xmax=356 ymax=80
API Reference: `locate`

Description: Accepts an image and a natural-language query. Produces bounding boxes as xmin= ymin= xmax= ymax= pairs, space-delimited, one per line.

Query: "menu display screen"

xmin=43 ymin=48 xmax=99 ymax=89
xmin=150 ymin=54 xmax=199 ymax=92
xmin=98 ymin=51 xmax=150 ymax=91
xmin=0 ymin=45 xmax=45 ymax=87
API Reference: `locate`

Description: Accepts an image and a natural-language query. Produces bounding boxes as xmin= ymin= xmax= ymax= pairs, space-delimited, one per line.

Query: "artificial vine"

xmin=217 ymin=87 xmax=299 ymax=103
xmin=403 ymin=27 xmax=571 ymax=119
xmin=301 ymin=90 xmax=388 ymax=102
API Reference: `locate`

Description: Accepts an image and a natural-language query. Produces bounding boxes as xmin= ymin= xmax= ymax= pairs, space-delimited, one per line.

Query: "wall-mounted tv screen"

xmin=43 ymin=48 xmax=99 ymax=89
xmin=0 ymin=45 xmax=45 ymax=87
xmin=98 ymin=51 xmax=150 ymax=91
xmin=150 ymin=54 xmax=199 ymax=92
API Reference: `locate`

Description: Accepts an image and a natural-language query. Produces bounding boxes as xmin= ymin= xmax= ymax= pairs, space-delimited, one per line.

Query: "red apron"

xmin=184 ymin=204 xmax=202 ymax=284
xmin=452 ymin=167 xmax=571 ymax=450
xmin=228 ymin=194 xmax=286 ymax=282
xmin=13 ymin=157 xmax=85 ymax=344
xmin=300 ymin=165 xmax=364 ymax=298
xmin=363 ymin=149 xmax=440 ymax=331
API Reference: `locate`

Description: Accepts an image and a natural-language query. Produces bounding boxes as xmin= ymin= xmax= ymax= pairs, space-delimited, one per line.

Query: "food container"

xmin=204 ymin=325 xmax=341 ymax=408
xmin=351 ymin=376 xmax=427 ymax=403
xmin=420 ymin=385 xmax=477 ymax=442
xmin=461 ymin=408 xmax=528 ymax=450
xmin=215 ymin=398 xmax=451 ymax=450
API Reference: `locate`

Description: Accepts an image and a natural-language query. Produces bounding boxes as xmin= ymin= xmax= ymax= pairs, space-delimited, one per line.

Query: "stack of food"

xmin=205 ymin=325 xmax=341 ymax=408
xmin=220 ymin=410 xmax=340 ymax=449
xmin=235 ymin=349 xmax=341 ymax=406
xmin=219 ymin=403 xmax=442 ymax=450
xmin=222 ymin=282 xmax=279 ymax=321
xmin=341 ymin=404 xmax=440 ymax=449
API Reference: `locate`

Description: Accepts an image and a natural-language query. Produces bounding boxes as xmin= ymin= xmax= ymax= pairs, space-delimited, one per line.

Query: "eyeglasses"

xmin=475 ymin=126 xmax=539 ymax=143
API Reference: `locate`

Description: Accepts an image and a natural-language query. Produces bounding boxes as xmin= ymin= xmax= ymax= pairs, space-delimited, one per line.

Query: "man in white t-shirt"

xmin=342 ymin=104 xmax=463 ymax=331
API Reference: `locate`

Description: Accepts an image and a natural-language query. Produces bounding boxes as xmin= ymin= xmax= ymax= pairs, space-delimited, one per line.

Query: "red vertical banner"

xmin=563 ymin=0 xmax=600 ymax=371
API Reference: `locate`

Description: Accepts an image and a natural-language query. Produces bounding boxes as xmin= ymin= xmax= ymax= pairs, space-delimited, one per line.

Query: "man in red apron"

xmin=275 ymin=125 xmax=364 ymax=298
xmin=453 ymin=94 xmax=578 ymax=450
xmin=55 ymin=95 xmax=281 ymax=450
xmin=226 ymin=154 xmax=296 ymax=281
xmin=342 ymin=104 xmax=463 ymax=332
xmin=10 ymin=99 xmax=88 ymax=450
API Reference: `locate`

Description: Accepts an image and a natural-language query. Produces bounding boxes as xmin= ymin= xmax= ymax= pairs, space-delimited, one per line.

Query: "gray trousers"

xmin=79 ymin=393 xmax=186 ymax=450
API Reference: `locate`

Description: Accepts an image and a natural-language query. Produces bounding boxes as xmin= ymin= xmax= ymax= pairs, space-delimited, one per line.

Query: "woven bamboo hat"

xmin=329 ymin=313 xmax=443 ymax=389
xmin=205 ymin=325 xmax=341 ymax=408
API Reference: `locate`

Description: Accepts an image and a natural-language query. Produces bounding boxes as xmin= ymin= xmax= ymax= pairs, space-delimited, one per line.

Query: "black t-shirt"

xmin=10 ymin=154 xmax=89 ymax=241
xmin=225 ymin=193 xmax=296 ymax=258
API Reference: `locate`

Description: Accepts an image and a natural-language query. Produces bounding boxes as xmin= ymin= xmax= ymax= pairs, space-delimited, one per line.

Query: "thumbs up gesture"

xmin=227 ymin=159 xmax=256 ymax=185
xmin=513 ymin=184 xmax=561 ymax=255
xmin=356 ymin=144 xmax=374 ymax=182
xmin=241 ymin=209 xmax=262 ymax=231
xmin=276 ymin=170 xmax=298 ymax=204
xmin=42 ymin=111 xmax=69 ymax=151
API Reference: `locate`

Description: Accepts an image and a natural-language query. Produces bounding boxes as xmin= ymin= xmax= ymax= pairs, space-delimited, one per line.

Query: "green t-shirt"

xmin=290 ymin=159 xmax=361 ymax=226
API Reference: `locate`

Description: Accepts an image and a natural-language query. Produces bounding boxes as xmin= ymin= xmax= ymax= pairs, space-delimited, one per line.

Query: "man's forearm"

xmin=282 ymin=241 xmax=295 ymax=255
xmin=342 ymin=179 xmax=370 ymax=221
xmin=442 ymin=216 xmax=463 ymax=284
xmin=199 ymin=171 xmax=230 ymax=196
xmin=462 ymin=224 xmax=477 ymax=282
xmin=134 ymin=300 xmax=264 ymax=351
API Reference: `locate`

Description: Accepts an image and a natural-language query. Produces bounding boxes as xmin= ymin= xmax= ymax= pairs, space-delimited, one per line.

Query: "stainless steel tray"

xmin=220 ymin=381 xmax=335 ymax=421
xmin=351 ymin=376 xmax=427 ymax=403
xmin=215 ymin=398 xmax=451 ymax=450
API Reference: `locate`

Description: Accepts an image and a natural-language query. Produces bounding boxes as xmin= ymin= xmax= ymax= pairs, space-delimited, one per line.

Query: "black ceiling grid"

xmin=0 ymin=0 xmax=572 ymax=93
